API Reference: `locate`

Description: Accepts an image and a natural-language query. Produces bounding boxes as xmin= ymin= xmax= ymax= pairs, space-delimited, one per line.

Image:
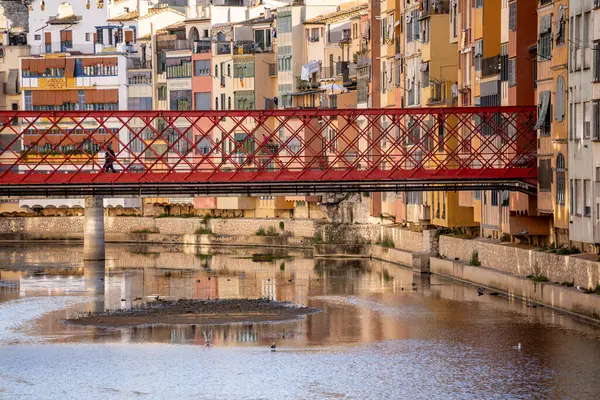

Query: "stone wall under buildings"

xmin=438 ymin=235 xmax=600 ymax=289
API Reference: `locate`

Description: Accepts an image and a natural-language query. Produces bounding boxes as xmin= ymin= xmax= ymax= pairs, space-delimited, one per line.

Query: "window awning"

xmin=534 ymin=91 xmax=551 ymax=130
xmin=5 ymin=69 xmax=18 ymax=96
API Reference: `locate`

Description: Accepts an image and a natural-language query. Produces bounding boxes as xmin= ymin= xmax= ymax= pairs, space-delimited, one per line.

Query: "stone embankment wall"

xmin=438 ymin=236 xmax=600 ymax=288
xmin=0 ymin=216 xmax=435 ymax=255
xmin=0 ymin=217 xmax=317 ymax=237
xmin=431 ymin=258 xmax=600 ymax=321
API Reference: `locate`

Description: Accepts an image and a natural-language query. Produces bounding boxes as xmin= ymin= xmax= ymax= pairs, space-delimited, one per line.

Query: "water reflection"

xmin=2 ymin=242 xmax=600 ymax=398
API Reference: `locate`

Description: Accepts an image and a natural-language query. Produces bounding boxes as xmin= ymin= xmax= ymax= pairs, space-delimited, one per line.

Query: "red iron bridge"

xmin=0 ymin=107 xmax=537 ymax=197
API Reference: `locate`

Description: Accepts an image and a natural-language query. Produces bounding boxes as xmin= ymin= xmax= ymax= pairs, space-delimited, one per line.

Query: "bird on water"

xmin=271 ymin=342 xmax=276 ymax=351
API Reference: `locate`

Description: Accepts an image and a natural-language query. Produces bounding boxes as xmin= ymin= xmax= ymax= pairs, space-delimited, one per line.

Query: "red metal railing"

xmin=0 ymin=107 xmax=537 ymax=195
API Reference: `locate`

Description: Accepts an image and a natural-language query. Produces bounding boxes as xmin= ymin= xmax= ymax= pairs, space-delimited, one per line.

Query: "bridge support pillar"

xmin=84 ymin=196 xmax=105 ymax=261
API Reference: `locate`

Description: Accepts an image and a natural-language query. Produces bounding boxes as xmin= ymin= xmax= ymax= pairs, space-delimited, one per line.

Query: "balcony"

xmin=320 ymin=62 xmax=356 ymax=84
xmin=215 ymin=42 xmax=231 ymax=55
xmin=193 ymin=40 xmax=211 ymax=54
xmin=156 ymin=39 xmax=189 ymax=52
xmin=339 ymin=29 xmax=351 ymax=43
xmin=481 ymin=55 xmax=500 ymax=77
xmin=34 ymin=42 xmax=95 ymax=55
xmin=233 ymin=42 xmax=272 ymax=55
xmin=127 ymin=58 xmax=152 ymax=70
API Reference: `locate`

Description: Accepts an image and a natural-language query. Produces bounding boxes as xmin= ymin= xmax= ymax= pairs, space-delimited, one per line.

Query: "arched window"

xmin=555 ymin=76 xmax=565 ymax=122
xmin=188 ymin=27 xmax=200 ymax=49
xmin=556 ymin=153 xmax=566 ymax=205
xmin=228 ymin=96 xmax=231 ymax=110
xmin=215 ymin=65 xmax=218 ymax=77
xmin=215 ymin=97 xmax=219 ymax=110
xmin=227 ymin=64 xmax=231 ymax=77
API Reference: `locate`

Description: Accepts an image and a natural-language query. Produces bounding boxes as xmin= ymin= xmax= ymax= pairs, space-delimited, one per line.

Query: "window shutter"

xmin=594 ymin=101 xmax=600 ymax=141
xmin=555 ymin=76 xmax=565 ymax=121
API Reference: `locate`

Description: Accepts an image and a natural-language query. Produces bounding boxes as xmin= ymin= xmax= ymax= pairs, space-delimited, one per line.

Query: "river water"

xmin=1 ymin=242 xmax=600 ymax=399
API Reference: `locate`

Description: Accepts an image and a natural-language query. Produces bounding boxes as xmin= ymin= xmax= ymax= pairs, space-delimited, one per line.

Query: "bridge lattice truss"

xmin=0 ymin=107 xmax=537 ymax=197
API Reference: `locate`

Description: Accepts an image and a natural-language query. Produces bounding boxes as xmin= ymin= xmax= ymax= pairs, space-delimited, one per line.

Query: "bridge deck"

xmin=0 ymin=107 xmax=537 ymax=197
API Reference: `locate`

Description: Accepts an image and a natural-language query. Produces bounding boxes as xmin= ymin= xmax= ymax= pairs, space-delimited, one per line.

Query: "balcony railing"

xmin=156 ymin=39 xmax=189 ymax=52
xmin=215 ymin=42 xmax=231 ymax=55
xmin=127 ymin=58 xmax=152 ymax=69
xmin=193 ymin=40 xmax=211 ymax=54
xmin=482 ymin=55 xmax=500 ymax=77
xmin=233 ymin=42 xmax=273 ymax=54
xmin=33 ymin=42 xmax=95 ymax=55
xmin=320 ymin=62 xmax=356 ymax=82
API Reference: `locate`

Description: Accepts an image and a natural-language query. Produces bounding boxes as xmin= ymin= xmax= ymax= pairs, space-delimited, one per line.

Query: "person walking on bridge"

xmin=103 ymin=144 xmax=117 ymax=173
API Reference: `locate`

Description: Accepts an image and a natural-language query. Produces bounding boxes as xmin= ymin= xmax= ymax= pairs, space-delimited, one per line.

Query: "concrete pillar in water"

xmin=84 ymin=196 xmax=105 ymax=261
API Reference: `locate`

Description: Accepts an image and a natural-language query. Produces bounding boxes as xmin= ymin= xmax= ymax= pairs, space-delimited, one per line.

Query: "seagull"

xmin=271 ymin=342 xmax=276 ymax=351
xmin=576 ymin=285 xmax=586 ymax=292
xmin=477 ymin=288 xmax=484 ymax=296
xmin=513 ymin=343 xmax=521 ymax=351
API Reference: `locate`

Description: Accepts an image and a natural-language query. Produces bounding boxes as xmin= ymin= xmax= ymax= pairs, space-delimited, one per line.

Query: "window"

xmin=85 ymin=33 xmax=91 ymax=42
xmin=158 ymin=86 xmax=167 ymax=101
xmin=215 ymin=97 xmax=219 ymax=110
xmin=575 ymin=179 xmax=581 ymax=215
xmin=128 ymin=97 xmax=152 ymax=110
xmin=556 ymin=153 xmax=565 ymax=205
xmin=555 ymin=76 xmax=565 ymax=121
xmin=570 ymin=179 xmax=574 ymax=215
xmin=539 ymin=31 xmax=552 ymax=60
xmin=96 ymin=28 xmax=104 ymax=44
xmin=539 ymin=159 xmax=552 ymax=192
xmin=78 ymin=90 xmax=85 ymax=110
xmin=535 ymin=91 xmax=551 ymax=136
xmin=169 ymin=90 xmax=192 ymax=111
xmin=233 ymin=62 xmax=255 ymax=78
xmin=166 ymin=57 xmax=192 ymax=79
xmin=407 ymin=192 xmax=421 ymax=204
xmin=228 ymin=96 xmax=231 ymax=110
xmin=584 ymin=102 xmax=592 ymax=139
xmin=556 ymin=13 xmax=566 ymax=46
xmin=509 ymin=2 xmax=516 ymax=31
xmin=194 ymin=92 xmax=211 ymax=110
xmin=234 ymin=90 xmax=255 ymax=110
xmin=194 ymin=60 xmax=210 ymax=76
xmin=227 ymin=64 xmax=231 ymax=77
xmin=594 ymin=42 xmax=600 ymax=82
xmin=508 ymin=58 xmax=516 ymax=87
xmin=584 ymin=179 xmax=591 ymax=216
xmin=34 ymin=34 xmax=41 ymax=41
xmin=215 ymin=65 xmax=218 ymax=77
xmin=500 ymin=44 xmax=509 ymax=82
xmin=584 ymin=12 xmax=591 ymax=69
xmin=24 ymin=90 xmax=32 ymax=110
xmin=491 ymin=190 xmax=499 ymax=206
xmin=594 ymin=101 xmax=600 ymax=141
xmin=474 ymin=40 xmax=483 ymax=71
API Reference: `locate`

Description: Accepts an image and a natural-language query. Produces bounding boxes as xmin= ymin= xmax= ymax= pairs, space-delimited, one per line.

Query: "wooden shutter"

xmin=45 ymin=32 xmax=51 ymax=43
xmin=65 ymin=58 xmax=75 ymax=78
xmin=124 ymin=30 xmax=133 ymax=43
